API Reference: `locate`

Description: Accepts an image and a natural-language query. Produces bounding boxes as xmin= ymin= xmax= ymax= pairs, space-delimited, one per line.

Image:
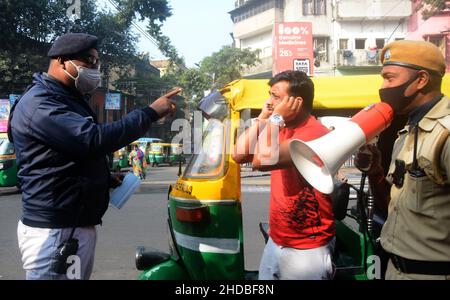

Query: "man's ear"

xmin=57 ymin=57 xmax=67 ymax=70
xmin=417 ymin=70 xmax=431 ymax=90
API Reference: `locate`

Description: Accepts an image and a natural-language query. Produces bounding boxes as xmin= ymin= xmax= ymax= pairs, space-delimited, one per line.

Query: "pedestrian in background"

xmin=129 ymin=144 xmax=146 ymax=179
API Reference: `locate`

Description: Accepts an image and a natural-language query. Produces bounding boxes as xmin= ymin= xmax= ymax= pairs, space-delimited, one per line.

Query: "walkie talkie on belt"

xmin=51 ymin=235 xmax=79 ymax=274
xmin=51 ymin=204 xmax=83 ymax=275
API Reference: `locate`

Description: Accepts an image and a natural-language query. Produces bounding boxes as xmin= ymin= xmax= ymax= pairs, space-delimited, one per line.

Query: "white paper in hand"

xmin=109 ymin=173 xmax=141 ymax=209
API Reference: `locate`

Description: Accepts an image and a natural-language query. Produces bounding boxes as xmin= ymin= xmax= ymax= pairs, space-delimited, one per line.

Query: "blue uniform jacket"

xmin=9 ymin=72 xmax=159 ymax=228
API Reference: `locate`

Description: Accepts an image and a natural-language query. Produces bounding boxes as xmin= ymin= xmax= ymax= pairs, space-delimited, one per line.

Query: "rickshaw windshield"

xmin=183 ymin=100 xmax=229 ymax=179
xmin=151 ymin=144 xmax=162 ymax=152
xmin=0 ymin=138 xmax=15 ymax=155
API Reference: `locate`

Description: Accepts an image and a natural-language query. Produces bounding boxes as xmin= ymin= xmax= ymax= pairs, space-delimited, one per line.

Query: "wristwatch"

xmin=269 ymin=113 xmax=285 ymax=127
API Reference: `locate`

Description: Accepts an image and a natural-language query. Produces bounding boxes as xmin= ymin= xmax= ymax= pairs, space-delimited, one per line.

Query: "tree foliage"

xmin=163 ymin=46 xmax=261 ymax=110
xmin=0 ymin=0 xmax=173 ymax=94
xmin=417 ymin=0 xmax=449 ymax=20
xmin=199 ymin=46 xmax=261 ymax=89
xmin=164 ymin=68 xmax=212 ymax=109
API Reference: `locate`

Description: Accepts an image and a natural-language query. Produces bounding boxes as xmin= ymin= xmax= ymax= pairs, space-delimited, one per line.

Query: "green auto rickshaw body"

xmin=0 ymin=134 xmax=18 ymax=187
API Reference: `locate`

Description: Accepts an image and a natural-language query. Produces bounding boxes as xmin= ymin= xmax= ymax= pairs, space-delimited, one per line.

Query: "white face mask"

xmin=64 ymin=60 xmax=101 ymax=95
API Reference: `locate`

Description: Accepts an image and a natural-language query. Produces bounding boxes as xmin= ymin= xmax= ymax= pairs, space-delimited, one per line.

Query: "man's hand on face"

xmin=272 ymin=95 xmax=303 ymax=123
xmin=258 ymin=98 xmax=274 ymax=119
xmin=149 ymin=88 xmax=182 ymax=118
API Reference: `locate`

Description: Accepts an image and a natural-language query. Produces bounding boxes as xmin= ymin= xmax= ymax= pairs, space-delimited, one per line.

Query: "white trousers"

xmin=259 ymin=237 xmax=336 ymax=280
xmin=17 ymin=220 xmax=97 ymax=280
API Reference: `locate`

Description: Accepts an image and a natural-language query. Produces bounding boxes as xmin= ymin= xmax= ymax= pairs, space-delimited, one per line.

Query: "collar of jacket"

xmin=418 ymin=95 xmax=450 ymax=132
xmin=34 ymin=72 xmax=90 ymax=102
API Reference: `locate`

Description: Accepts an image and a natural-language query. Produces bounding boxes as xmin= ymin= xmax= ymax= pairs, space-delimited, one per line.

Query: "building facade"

xmin=230 ymin=0 xmax=412 ymax=76
xmin=407 ymin=0 xmax=450 ymax=72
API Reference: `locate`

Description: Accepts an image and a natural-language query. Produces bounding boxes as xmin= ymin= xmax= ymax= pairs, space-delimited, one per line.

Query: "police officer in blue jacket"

xmin=9 ymin=33 xmax=181 ymax=280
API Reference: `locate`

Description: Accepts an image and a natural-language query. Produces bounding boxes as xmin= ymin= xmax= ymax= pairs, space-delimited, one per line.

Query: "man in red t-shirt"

xmin=233 ymin=70 xmax=336 ymax=280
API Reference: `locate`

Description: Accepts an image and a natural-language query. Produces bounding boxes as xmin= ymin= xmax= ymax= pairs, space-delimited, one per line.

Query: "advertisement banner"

xmin=105 ymin=93 xmax=121 ymax=110
xmin=273 ymin=22 xmax=314 ymax=76
xmin=0 ymin=99 xmax=11 ymax=133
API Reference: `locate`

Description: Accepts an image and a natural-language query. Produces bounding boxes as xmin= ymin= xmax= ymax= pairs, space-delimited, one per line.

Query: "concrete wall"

xmin=407 ymin=0 xmax=450 ymax=72
xmin=336 ymin=0 xmax=411 ymax=20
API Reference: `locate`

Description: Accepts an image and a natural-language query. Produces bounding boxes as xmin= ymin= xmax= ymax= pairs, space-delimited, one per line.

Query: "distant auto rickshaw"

xmin=112 ymin=146 xmax=130 ymax=171
xmin=148 ymin=143 xmax=185 ymax=167
xmin=135 ymin=137 xmax=163 ymax=164
xmin=0 ymin=133 xmax=18 ymax=187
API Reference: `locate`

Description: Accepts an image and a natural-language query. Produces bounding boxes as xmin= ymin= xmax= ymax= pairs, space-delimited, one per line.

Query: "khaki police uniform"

xmin=380 ymin=95 xmax=450 ymax=280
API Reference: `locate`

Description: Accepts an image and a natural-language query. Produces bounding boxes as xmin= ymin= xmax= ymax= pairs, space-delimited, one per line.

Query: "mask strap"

xmin=63 ymin=60 xmax=79 ymax=81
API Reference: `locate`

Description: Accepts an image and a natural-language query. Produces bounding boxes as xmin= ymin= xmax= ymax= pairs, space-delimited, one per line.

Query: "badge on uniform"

xmin=384 ymin=49 xmax=391 ymax=61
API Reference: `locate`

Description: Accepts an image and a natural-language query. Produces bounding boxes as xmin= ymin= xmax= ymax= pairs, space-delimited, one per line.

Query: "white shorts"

xmin=17 ymin=220 xmax=97 ymax=280
xmin=258 ymin=237 xmax=336 ymax=280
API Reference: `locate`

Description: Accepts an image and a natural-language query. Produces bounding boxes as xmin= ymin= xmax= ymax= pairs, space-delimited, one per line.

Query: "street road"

xmin=0 ymin=166 xmax=270 ymax=280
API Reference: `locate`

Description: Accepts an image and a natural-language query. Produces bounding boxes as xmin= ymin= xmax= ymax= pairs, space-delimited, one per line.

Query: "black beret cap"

xmin=47 ymin=33 xmax=98 ymax=58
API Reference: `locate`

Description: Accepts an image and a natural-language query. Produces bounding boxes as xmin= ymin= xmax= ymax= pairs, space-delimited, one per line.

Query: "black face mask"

xmin=379 ymin=72 xmax=420 ymax=114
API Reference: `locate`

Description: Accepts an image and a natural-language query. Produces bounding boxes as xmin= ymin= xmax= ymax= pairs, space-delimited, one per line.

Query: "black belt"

xmin=390 ymin=253 xmax=450 ymax=276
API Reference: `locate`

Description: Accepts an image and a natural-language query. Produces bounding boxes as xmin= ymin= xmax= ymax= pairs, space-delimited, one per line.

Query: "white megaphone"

xmin=289 ymin=102 xmax=394 ymax=194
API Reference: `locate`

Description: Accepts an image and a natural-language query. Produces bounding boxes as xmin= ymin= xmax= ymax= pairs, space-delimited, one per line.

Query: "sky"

xmin=143 ymin=0 xmax=235 ymax=67
xmin=100 ymin=0 xmax=235 ymax=67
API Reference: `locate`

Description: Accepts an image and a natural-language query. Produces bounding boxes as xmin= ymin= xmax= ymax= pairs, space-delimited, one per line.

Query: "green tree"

xmin=199 ymin=46 xmax=261 ymax=89
xmin=417 ymin=0 xmax=449 ymax=20
xmin=165 ymin=68 xmax=212 ymax=109
xmin=0 ymin=0 xmax=173 ymax=94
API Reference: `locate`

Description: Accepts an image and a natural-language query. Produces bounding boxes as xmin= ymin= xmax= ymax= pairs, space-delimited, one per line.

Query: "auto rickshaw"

xmin=0 ymin=132 xmax=18 ymax=187
xmin=148 ymin=143 xmax=184 ymax=166
xmin=112 ymin=146 xmax=130 ymax=171
xmin=133 ymin=137 xmax=162 ymax=165
xmin=135 ymin=74 xmax=450 ymax=280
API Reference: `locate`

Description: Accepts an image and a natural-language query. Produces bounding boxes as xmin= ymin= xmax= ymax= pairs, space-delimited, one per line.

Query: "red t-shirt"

xmin=269 ymin=115 xmax=335 ymax=249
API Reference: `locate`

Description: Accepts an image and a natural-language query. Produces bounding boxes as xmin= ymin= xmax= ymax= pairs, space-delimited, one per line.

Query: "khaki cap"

xmin=380 ymin=40 xmax=446 ymax=76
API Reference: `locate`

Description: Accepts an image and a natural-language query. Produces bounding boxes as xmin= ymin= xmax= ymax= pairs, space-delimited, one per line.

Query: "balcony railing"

xmin=336 ymin=49 xmax=381 ymax=68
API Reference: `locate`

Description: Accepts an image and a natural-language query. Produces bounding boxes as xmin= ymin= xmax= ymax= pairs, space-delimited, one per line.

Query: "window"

xmin=355 ymin=39 xmax=366 ymax=50
xmin=314 ymin=37 xmax=329 ymax=62
xmin=232 ymin=0 xmax=283 ymax=23
xmin=376 ymin=38 xmax=385 ymax=49
xmin=339 ymin=39 xmax=348 ymax=50
xmin=303 ymin=0 xmax=326 ymax=15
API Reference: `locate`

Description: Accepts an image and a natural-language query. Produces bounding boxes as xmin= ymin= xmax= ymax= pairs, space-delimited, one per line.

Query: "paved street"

xmin=0 ymin=165 xmax=270 ymax=280
xmin=0 ymin=164 xmax=364 ymax=280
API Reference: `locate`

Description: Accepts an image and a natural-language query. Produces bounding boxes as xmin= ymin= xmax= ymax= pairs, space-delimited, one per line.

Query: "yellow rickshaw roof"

xmin=222 ymin=74 xmax=450 ymax=111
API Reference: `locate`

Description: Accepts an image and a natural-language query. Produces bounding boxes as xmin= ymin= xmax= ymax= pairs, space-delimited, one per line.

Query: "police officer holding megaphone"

xmin=354 ymin=40 xmax=450 ymax=280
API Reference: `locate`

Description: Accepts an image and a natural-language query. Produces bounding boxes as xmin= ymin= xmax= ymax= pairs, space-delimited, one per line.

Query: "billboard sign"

xmin=105 ymin=93 xmax=121 ymax=110
xmin=273 ymin=22 xmax=314 ymax=76
xmin=9 ymin=94 xmax=21 ymax=106
xmin=0 ymin=99 xmax=11 ymax=133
